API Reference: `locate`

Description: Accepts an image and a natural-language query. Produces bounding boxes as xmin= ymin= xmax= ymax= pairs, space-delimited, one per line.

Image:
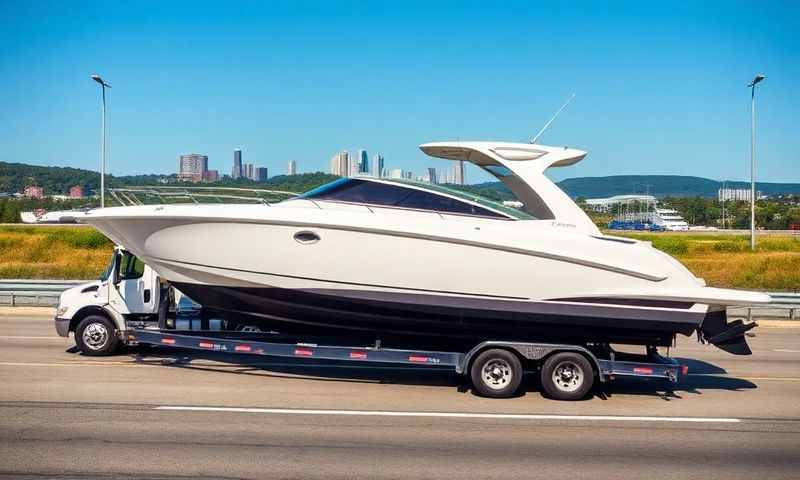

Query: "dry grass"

xmin=0 ymin=226 xmax=113 ymax=280
xmin=1 ymin=226 xmax=798 ymax=292
xmin=616 ymin=232 xmax=800 ymax=291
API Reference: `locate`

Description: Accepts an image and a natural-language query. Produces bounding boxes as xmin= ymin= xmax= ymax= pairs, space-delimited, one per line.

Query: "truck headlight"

xmin=56 ymin=306 xmax=68 ymax=317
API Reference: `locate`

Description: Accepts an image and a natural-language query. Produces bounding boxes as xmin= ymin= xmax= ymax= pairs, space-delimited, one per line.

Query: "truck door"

xmin=109 ymin=251 xmax=158 ymax=315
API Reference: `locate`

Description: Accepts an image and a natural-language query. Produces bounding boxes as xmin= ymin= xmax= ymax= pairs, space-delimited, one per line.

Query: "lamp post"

xmin=91 ymin=74 xmax=111 ymax=208
xmin=748 ymin=74 xmax=765 ymax=250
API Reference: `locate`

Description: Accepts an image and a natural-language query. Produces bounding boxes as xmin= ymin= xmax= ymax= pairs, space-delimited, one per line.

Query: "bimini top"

xmin=420 ymin=141 xmax=599 ymax=234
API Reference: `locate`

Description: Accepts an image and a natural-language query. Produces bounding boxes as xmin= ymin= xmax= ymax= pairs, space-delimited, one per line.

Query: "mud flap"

xmin=699 ymin=310 xmax=756 ymax=356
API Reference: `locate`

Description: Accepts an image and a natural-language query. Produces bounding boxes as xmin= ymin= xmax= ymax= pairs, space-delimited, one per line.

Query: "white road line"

xmin=0 ymin=336 xmax=63 ymax=340
xmin=773 ymin=349 xmax=800 ymax=353
xmin=155 ymin=406 xmax=741 ymax=423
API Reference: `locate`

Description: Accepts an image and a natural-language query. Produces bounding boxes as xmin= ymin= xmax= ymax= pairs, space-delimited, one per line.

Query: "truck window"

xmin=118 ymin=252 xmax=145 ymax=280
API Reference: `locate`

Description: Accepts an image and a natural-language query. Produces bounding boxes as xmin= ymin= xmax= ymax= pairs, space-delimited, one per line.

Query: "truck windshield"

xmin=99 ymin=252 xmax=115 ymax=281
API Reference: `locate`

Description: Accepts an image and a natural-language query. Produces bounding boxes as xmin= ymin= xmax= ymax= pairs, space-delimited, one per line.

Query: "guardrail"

xmin=0 ymin=279 xmax=86 ymax=307
xmin=1 ymin=280 xmax=798 ymax=314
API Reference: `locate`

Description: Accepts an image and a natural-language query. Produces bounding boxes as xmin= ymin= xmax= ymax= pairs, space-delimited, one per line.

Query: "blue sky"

xmin=0 ymin=0 xmax=797 ymax=183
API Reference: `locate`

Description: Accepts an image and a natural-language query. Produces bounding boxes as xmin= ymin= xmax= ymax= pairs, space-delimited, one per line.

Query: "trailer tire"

xmin=75 ymin=315 xmax=119 ymax=356
xmin=541 ymin=352 xmax=594 ymax=400
xmin=470 ymin=348 xmax=523 ymax=398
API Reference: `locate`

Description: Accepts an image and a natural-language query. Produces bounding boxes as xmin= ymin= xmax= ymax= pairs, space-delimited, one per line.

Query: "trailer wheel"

xmin=540 ymin=352 xmax=594 ymax=400
xmin=75 ymin=315 xmax=119 ymax=356
xmin=470 ymin=348 xmax=523 ymax=398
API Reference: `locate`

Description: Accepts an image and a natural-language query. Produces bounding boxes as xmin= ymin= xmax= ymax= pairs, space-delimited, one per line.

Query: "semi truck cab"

xmin=55 ymin=246 xmax=165 ymax=355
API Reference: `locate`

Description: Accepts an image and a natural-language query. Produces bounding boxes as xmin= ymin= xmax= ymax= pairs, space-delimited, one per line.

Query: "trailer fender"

xmin=458 ymin=341 xmax=605 ymax=381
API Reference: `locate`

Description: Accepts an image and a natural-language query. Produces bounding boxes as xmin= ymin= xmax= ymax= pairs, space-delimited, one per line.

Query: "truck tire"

xmin=470 ymin=348 xmax=523 ymax=398
xmin=75 ymin=315 xmax=119 ymax=356
xmin=540 ymin=352 xmax=594 ymax=400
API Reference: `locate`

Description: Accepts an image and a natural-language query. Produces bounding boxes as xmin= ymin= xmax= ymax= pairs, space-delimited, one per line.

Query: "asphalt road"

xmin=1 ymin=311 xmax=799 ymax=479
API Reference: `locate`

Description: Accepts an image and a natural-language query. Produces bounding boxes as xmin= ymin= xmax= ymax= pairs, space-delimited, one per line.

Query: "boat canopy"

xmin=420 ymin=142 xmax=599 ymax=234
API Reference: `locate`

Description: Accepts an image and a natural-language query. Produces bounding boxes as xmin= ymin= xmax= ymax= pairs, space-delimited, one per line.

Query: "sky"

xmin=0 ymin=0 xmax=798 ymax=184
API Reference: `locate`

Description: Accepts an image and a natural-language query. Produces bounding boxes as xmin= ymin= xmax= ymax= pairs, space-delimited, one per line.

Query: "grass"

xmin=0 ymin=226 xmax=114 ymax=280
xmin=0 ymin=225 xmax=798 ymax=292
xmin=614 ymin=232 xmax=800 ymax=291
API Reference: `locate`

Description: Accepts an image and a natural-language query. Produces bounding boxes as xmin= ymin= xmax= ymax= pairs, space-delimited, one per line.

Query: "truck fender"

xmin=67 ymin=305 xmax=127 ymax=338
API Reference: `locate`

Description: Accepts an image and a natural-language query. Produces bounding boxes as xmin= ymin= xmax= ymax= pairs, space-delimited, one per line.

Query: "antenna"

xmin=530 ymin=93 xmax=575 ymax=144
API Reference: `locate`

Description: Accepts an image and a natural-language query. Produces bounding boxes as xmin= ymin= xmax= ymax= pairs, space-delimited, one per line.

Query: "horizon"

xmin=1 ymin=1 xmax=798 ymax=182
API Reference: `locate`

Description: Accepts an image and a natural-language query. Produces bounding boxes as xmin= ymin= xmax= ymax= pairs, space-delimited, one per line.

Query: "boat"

xmin=21 ymin=208 xmax=92 ymax=224
xmin=653 ymin=208 xmax=690 ymax=231
xmin=82 ymin=141 xmax=769 ymax=354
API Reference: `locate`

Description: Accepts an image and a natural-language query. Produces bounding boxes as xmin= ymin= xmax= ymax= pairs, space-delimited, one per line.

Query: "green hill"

xmin=472 ymin=175 xmax=800 ymax=199
xmin=0 ymin=161 xmax=336 ymax=196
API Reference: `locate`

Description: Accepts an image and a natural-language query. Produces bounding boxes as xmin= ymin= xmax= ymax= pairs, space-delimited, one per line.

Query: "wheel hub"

xmin=82 ymin=323 xmax=108 ymax=350
xmin=552 ymin=361 xmax=583 ymax=393
xmin=482 ymin=359 xmax=513 ymax=390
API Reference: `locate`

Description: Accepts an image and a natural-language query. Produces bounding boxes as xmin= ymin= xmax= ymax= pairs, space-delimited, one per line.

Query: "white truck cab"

xmin=55 ymin=246 xmax=165 ymax=355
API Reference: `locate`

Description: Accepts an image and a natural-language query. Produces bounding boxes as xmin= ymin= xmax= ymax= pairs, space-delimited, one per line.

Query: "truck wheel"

xmin=470 ymin=348 xmax=523 ymax=398
xmin=75 ymin=315 xmax=119 ymax=356
xmin=541 ymin=352 xmax=594 ymax=400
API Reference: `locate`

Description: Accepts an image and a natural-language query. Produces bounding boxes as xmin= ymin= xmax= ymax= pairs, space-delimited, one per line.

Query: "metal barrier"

xmin=0 ymin=279 xmax=85 ymax=307
xmin=0 ymin=279 xmax=798 ymax=314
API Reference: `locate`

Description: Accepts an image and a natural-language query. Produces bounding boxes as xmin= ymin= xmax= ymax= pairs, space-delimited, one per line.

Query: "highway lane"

xmin=1 ymin=312 xmax=799 ymax=479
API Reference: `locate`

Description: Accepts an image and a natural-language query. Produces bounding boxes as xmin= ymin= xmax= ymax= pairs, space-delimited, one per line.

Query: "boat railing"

xmin=108 ymin=186 xmax=298 ymax=206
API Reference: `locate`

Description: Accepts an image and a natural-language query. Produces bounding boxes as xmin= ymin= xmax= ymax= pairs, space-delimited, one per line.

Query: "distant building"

xmin=178 ymin=153 xmax=208 ymax=182
xmin=585 ymin=195 xmax=656 ymax=212
xmin=23 ymin=185 xmax=44 ymax=199
xmin=69 ymin=185 xmax=84 ymax=198
xmin=243 ymin=163 xmax=255 ymax=180
xmin=453 ymin=160 xmax=465 ymax=185
xmin=389 ymin=168 xmax=404 ymax=179
xmin=718 ymin=187 xmax=764 ymax=202
xmin=205 ymin=170 xmax=219 ymax=182
xmin=403 ymin=171 xmax=412 ymax=180
xmin=232 ymin=149 xmax=243 ymax=179
xmin=427 ymin=167 xmax=438 ymax=185
xmin=254 ymin=167 xmax=269 ymax=182
xmin=330 ymin=151 xmax=350 ymax=176
xmin=372 ymin=154 xmax=384 ymax=178
xmin=357 ymin=149 xmax=369 ymax=174
xmin=288 ymin=160 xmax=297 ymax=175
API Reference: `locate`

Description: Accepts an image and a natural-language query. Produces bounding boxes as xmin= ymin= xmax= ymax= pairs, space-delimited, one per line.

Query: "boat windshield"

xmin=297 ymin=178 xmax=533 ymax=220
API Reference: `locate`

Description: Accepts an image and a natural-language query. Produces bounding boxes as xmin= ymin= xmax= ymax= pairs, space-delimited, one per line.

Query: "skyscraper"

xmin=453 ymin=160 xmax=465 ymax=185
xmin=232 ymin=149 xmax=243 ymax=179
xmin=255 ymin=167 xmax=269 ymax=182
xmin=357 ymin=149 xmax=369 ymax=174
xmin=288 ymin=160 xmax=297 ymax=175
xmin=178 ymin=153 xmax=208 ymax=182
xmin=372 ymin=154 xmax=384 ymax=178
xmin=427 ymin=167 xmax=438 ymax=184
xmin=330 ymin=151 xmax=350 ymax=176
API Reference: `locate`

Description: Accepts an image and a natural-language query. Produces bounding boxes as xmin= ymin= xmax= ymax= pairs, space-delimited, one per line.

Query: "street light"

xmin=747 ymin=74 xmax=765 ymax=250
xmin=91 ymin=74 xmax=111 ymax=207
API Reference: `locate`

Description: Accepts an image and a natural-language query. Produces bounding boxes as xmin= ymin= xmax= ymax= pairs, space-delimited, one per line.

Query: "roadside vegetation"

xmin=613 ymin=232 xmax=800 ymax=292
xmin=0 ymin=226 xmax=797 ymax=291
xmin=0 ymin=226 xmax=113 ymax=279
